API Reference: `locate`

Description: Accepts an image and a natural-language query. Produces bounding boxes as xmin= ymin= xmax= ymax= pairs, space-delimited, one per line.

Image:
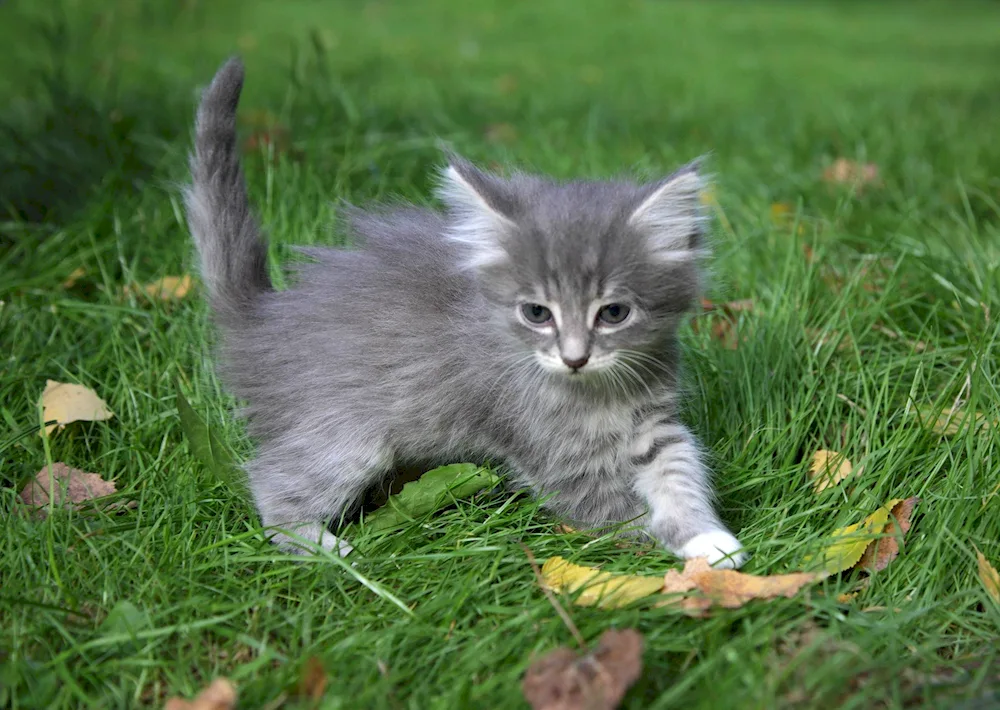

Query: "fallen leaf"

xmin=692 ymin=298 xmax=755 ymax=350
xmin=127 ymin=275 xmax=192 ymax=302
xmin=61 ymin=266 xmax=86 ymax=289
xmin=914 ymin=405 xmax=991 ymax=437
xmin=164 ymin=678 xmax=237 ymax=710
xmin=494 ymin=73 xmax=518 ymax=94
xmin=39 ymin=380 xmax=114 ymax=436
xmin=484 ymin=122 xmax=517 ymax=144
xmin=362 ymin=463 xmax=500 ymax=534
xmin=522 ymin=629 xmax=642 ymax=710
xmin=804 ymin=327 xmax=851 ymax=352
xmin=175 ymin=382 xmax=245 ymax=494
xmin=822 ymin=158 xmax=880 ymax=188
xmin=18 ymin=463 xmax=123 ymax=518
xmin=769 ymin=203 xmax=806 ymax=234
xmin=804 ymin=499 xmax=901 ymax=575
xmin=660 ymin=558 xmax=819 ymax=616
xmin=976 ymin=548 xmax=1000 ymax=605
xmin=857 ymin=497 xmax=918 ymax=572
xmin=541 ymin=557 xmax=664 ymax=609
xmin=809 ymin=449 xmax=854 ymax=493
xmin=298 ymin=656 xmax=328 ymax=702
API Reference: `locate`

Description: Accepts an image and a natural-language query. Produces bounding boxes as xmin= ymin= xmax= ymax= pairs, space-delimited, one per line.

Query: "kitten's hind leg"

xmin=247 ymin=436 xmax=392 ymax=559
xmin=630 ymin=422 xmax=747 ymax=569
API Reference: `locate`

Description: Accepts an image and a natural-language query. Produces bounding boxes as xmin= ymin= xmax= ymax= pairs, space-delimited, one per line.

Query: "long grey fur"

xmin=185 ymin=57 xmax=747 ymax=568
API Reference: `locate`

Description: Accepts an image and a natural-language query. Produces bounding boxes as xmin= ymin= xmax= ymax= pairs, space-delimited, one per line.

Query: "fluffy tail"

xmin=185 ymin=57 xmax=271 ymax=327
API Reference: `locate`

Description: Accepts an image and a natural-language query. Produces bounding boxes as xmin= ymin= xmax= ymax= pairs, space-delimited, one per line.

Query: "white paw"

xmin=316 ymin=530 xmax=354 ymax=558
xmin=676 ymin=530 xmax=748 ymax=569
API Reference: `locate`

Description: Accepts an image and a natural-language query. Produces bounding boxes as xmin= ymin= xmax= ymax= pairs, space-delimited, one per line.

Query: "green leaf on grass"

xmin=363 ymin=463 xmax=500 ymax=534
xmin=175 ymin=380 xmax=245 ymax=494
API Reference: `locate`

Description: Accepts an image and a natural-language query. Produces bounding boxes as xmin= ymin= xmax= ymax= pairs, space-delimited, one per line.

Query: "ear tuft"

xmin=436 ymin=157 xmax=516 ymax=269
xmin=628 ymin=162 xmax=710 ymax=260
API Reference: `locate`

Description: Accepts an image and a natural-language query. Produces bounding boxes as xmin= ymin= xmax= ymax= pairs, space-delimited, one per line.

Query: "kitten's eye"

xmin=597 ymin=303 xmax=631 ymax=325
xmin=520 ymin=303 xmax=553 ymax=325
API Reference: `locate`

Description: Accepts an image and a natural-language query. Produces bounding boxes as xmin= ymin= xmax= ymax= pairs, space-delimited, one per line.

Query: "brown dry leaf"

xmin=809 ymin=449 xmax=854 ymax=493
xmin=692 ymin=298 xmax=755 ymax=350
xmin=484 ymin=122 xmax=518 ymax=144
xmin=164 ymin=678 xmax=237 ymax=710
xmin=19 ymin=463 xmax=121 ymax=518
xmin=541 ymin=557 xmax=664 ymax=609
xmin=298 ymin=656 xmax=328 ymax=702
xmin=659 ymin=558 xmax=820 ymax=617
xmin=857 ymin=497 xmax=918 ymax=572
xmin=822 ymin=158 xmax=880 ymax=188
xmin=39 ymin=380 xmax=114 ymax=436
xmin=522 ymin=628 xmax=643 ymax=710
xmin=975 ymin=548 xmax=1000 ymax=604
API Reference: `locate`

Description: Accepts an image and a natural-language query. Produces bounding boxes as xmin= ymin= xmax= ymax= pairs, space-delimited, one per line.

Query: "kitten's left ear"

xmin=436 ymin=155 xmax=517 ymax=269
xmin=628 ymin=161 xmax=709 ymax=260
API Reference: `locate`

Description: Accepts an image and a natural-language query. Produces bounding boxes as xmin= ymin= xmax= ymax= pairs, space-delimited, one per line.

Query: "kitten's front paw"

xmin=677 ymin=530 xmax=747 ymax=569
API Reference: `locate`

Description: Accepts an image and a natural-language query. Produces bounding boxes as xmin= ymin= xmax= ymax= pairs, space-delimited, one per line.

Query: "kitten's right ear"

xmin=436 ymin=156 xmax=516 ymax=269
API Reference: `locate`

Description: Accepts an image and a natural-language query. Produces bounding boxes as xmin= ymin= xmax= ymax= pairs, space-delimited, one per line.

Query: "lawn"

xmin=2 ymin=0 xmax=1000 ymax=707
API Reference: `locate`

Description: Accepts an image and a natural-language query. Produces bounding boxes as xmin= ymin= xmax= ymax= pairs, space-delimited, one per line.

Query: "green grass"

xmin=3 ymin=0 xmax=1000 ymax=707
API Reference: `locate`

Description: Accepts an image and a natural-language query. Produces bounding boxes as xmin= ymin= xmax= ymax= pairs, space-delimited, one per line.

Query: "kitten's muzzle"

xmin=562 ymin=355 xmax=589 ymax=372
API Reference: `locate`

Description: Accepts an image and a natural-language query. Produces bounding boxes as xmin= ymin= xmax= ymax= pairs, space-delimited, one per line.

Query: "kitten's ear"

xmin=436 ymin=155 xmax=516 ymax=268
xmin=628 ymin=161 xmax=709 ymax=260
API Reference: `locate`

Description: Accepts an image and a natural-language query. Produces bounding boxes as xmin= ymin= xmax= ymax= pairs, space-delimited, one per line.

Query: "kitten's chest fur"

xmin=501 ymin=385 xmax=649 ymax=521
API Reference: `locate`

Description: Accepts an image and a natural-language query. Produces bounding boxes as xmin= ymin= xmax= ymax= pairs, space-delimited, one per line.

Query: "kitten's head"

xmin=437 ymin=155 xmax=708 ymax=382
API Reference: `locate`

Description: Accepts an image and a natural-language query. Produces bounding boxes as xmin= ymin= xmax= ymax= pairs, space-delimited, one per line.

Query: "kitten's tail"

xmin=184 ymin=57 xmax=271 ymax=327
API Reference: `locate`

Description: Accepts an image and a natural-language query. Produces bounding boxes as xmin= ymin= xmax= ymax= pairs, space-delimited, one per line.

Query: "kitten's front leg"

xmin=630 ymin=420 xmax=747 ymax=569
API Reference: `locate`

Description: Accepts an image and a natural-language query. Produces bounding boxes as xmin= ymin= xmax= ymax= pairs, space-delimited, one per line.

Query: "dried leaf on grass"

xmin=857 ymin=498 xmax=918 ymax=572
xmin=660 ymin=558 xmax=819 ymax=617
xmin=541 ymin=557 xmax=664 ymax=609
xmin=522 ymin=629 xmax=643 ymax=710
xmin=805 ymin=498 xmax=918 ymax=576
xmin=61 ymin=266 xmax=87 ymax=289
xmin=163 ymin=678 xmax=237 ymax=710
xmin=692 ymin=298 xmax=755 ymax=350
xmin=914 ymin=405 xmax=992 ymax=437
xmin=822 ymin=158 xmax=880 ymax=188
xmin=123 ymin=275 xmax=192 ymax=302
xmin=18 ymin=463 xmax=131 ymax=518
xmin=298 ymin=656 xmax=328 ymax=702
xmin=39 ymin=380 xmax=114 ymax=436
xmin=976 ymin=548 xmax=1000 ymax=604
xmin=809 ymin=449 xmax=855 ymax=493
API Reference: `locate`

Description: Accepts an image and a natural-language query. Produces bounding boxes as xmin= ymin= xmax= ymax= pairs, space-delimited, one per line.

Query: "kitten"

xmin=185 ymin=57 xmax=747 ymax=569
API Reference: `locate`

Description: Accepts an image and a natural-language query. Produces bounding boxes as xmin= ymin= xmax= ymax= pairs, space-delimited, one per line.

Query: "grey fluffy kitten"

xmin=185 ymin=58 xmax=747 ymax=569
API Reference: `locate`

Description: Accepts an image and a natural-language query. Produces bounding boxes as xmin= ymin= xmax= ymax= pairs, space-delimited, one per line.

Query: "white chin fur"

xmin=676 ymin=530 xmax=748 ymax=569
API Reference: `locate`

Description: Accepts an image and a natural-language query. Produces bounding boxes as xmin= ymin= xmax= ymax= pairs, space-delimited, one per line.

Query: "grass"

xmin=2 ymin=0 xmax=1000 ymax=707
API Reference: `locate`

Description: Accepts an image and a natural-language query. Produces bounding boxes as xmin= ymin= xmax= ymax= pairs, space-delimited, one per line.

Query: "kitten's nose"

xmin=562 ymin=355 xmax=589 ymax=371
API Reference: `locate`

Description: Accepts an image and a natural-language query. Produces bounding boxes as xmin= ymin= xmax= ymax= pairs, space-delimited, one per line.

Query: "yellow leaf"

xmin=541 ymin=556 xmax=663 ymax=609
xmin=126 ymin=274 xmax=192 ymax=302
xmin=699 ymin=185 xmax=717 ymax=206
xmin=39 ymin=380 xmax=114 ymax=436
xmin=914 ymin=405 xmax=991 ymax=437
xmin=976 ymin=548 xmax=1000 ymax=604
xmin=61 ymin=266 xmax=86 ymax=289
xmin=804 ymin=499 xmax=901 ymax=575
xmin=809 ymin=449 xmax=854 ymax=493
